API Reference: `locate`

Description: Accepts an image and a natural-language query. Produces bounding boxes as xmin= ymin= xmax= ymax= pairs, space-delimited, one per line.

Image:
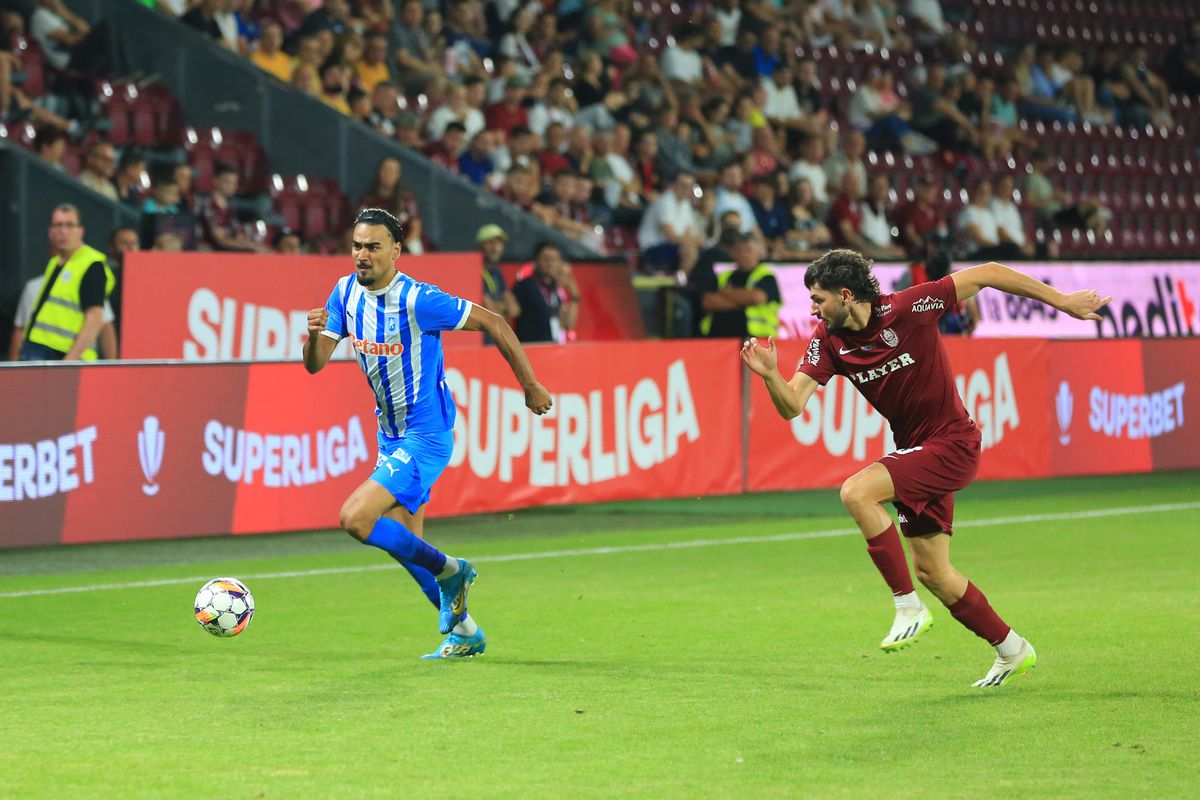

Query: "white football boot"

xmin=972 ymin=638 xmax=1037 ymax=688
xmin=880 ymin=604 xmax=934 ymax=652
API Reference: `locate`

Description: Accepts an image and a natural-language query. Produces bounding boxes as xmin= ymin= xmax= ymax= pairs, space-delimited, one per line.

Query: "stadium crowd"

xmin=3 ymin=1 xmax=1200 ymax=355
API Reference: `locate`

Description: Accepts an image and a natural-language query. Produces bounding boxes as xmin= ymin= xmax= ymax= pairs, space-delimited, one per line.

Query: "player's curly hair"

xmin=355 ymin=207 xmax=404 ymax=243
xmin=804 ymin=249 xmax=881 ymax=301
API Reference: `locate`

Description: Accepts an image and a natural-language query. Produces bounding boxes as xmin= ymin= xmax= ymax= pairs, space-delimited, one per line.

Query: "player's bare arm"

xmin=740 ymin=335 xmax=819 ymax=420
xmin=302 ymin=307 xmax=338 ymax=374
xmin=462 ymin=303 xmax=553 ymax=415
xmin=952 ymin=262 xmax=1113 ymax=320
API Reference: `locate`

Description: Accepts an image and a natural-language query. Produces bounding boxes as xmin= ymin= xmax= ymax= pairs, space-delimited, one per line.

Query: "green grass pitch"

xmin=1 ymin=471 xmax=1198 ymax=798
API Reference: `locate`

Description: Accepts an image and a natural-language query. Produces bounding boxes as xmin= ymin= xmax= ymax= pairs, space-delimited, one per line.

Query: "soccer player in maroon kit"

xmin=741 ymin=250 xmax=1111 ymax=687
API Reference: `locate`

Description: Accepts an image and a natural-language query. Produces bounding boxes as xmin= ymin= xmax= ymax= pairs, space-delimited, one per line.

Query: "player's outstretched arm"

xmin=303 ymin=308 xmax=339 ymax=374
xmin=463 ymin=303 xmax=553 ymax=415
xmin=740 ymin=336 xmax=818 ymax=420
xmin=951 ymin=262 xmax=1113 ymax=320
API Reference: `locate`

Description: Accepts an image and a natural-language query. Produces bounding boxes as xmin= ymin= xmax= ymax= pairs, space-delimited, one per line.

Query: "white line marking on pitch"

xmin=1 ymin=500 xmax=1197 ymax=599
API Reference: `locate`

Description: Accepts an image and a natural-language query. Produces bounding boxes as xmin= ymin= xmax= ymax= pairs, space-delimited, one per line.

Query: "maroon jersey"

xmin=797 ymin=276 xmax=978 ymax=448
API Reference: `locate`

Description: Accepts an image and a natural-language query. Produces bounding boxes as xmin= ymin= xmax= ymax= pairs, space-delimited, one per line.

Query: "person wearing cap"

xmin=485 ymin=75 xmax=530 ymax=139
xmin=696 ymin=232 xmax=781 ymax=339
xmin=476 ymin=224 xmax=520 ymax=342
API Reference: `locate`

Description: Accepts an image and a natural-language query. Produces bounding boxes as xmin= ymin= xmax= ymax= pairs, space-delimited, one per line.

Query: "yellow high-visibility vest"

xmin=26 ymin=244 xmax=114 ymax=359
xmin=700 ymin=264 xmax=780 ymax=337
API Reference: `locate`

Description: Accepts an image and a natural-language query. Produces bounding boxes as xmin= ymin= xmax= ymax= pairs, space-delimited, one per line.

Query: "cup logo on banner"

xmin=138 ymin=416 xmax=166 ymax=496
xmin=1055 ymin=382 xmax=1073 ymax=445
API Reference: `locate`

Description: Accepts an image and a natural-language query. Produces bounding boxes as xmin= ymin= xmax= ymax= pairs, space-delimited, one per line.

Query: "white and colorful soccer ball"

xmin=194 ymin=578 xmax=255 ymax=637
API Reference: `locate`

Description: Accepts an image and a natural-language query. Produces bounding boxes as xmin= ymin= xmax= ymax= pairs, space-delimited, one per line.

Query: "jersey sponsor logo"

xmin=201 ymin=416 xmax=370 ymax=487
xmin=0 ymin=426 xmax=98 ymax=502
xmin=881 ymin=328 xmax=899 ymax=348
xmin=911 ymin=296 xmax=945 ymax=313
xmin=1087 ymin=382 xmax=1185 ymax=440
xmin=850 ymin=352 xmax=916 ymax=384
xmin=352 ymin=337 xmax=405 ymax=357
xmin=806 ymin=337 xmax=822 ymax=365
xmin=875 ymin=303 xmax=893 ymax=317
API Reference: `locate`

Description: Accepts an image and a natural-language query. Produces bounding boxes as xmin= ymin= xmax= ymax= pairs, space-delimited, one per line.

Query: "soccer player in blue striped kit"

xmin=304 ymin=208 xmax=553 ymax=658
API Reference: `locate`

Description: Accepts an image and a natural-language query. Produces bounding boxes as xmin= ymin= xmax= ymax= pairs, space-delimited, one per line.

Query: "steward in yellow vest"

xmin=21 ymin=205 xmax=115 ymax=361
xmin=697 ymin=233 xmax=781 ymax=339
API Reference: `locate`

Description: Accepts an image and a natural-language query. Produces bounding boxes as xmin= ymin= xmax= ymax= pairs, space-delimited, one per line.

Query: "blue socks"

xmin=400 ymin=563 xmax=440 ymax=608
xmin=364 ymin=517 xmax=448 ymax=576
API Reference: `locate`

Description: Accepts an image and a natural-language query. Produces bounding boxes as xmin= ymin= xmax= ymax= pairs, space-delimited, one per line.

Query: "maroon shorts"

xmin=878 ymin=432 xmax=982 ymax=537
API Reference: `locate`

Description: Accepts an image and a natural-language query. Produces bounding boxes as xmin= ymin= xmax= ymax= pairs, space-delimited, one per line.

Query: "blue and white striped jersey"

xmin=321 ymin=271 xmax=472 ymax=437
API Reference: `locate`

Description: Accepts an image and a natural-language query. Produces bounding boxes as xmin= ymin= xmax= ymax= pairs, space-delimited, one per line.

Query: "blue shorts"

xmin=369 ymin=429 xmax=454 ymax=514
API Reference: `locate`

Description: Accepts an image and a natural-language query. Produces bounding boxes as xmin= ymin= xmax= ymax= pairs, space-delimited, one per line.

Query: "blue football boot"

xmin=421 ymin=628 xmax=487 ymax=660
xmin=436 ymin=558 xmax=477 ymax=635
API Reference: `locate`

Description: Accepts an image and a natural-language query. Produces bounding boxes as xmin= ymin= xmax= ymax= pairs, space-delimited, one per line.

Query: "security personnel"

xmin=697 ymin=232 xmax=782 ymax=339
xmin=20 ymin=204 xmax=115 ymax=361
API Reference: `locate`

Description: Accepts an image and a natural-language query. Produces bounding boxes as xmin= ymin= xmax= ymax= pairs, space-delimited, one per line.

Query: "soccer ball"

xmin=194 ymin=577 xmax=255 ymax=637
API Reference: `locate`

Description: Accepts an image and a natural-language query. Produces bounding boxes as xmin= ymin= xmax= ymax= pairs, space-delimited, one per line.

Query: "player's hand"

xmin=525 ymin=381 xmax=553 ymax=415
xmin=740 ymin=336 xmax=778 ymax=376
xmin=307 ymin=308 xmax=329 ymax=336
xmin=1059 ymin=289 xmax=1113 ymax=321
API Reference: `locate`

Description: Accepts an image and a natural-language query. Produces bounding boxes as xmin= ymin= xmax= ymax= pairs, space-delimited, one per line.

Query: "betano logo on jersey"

xmin=352 ymin=337 xmax=405 ymax=356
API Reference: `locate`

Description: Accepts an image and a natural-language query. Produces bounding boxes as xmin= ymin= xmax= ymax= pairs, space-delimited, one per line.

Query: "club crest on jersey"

xmin=385 ymin=314 xmax=400 ymax=336
xmin=911 ymin=296 xmax=945 ymax=313
xmin=881 ymin=327 xmax=899 ymax=348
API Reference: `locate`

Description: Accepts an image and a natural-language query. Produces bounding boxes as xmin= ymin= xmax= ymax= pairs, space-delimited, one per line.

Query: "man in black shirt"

xmin=512 ymin=242 xmax=579 ymax=343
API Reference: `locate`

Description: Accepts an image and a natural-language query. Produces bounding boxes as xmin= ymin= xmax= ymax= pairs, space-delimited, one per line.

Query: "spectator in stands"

xmin=442 ymin=0 xmax=492 ymax=59
xmin=897 ymin=175 xmax=944 ymax=259
xmin=660 ymin=23 xmax=706 ymax=87
xmin=905 ymin=0 xmax=947 ymax=45
xmin=910 ymin=65 xmax=980 ymax=154
xmin=367 ymin=81 xmax=402 ymax=137
xmin=498 ymin=3 xmax=539 ymax=79
xmin=537 ymin=121 xmax=571 ymax=178
xmin=957 ymin=179 xmax=1025 ymax=261
xmin=181 ymin=0 xmax=225 ymax=47
xmin=1097 ymin=45 xmax=1173 ymax=128
xmin=428 ymin=80 xmax=485 ymax=141
xmin=492 ymin=124 xmax=539 ymax=182
xmin=848 ymin=68 xmax=932 ymax=154
xmin=356 ymin=32 xmax=392 ymax=92
xmin=318 ymin=61 xmax=351 ymax=114
xmin=1126 ymin=46 xmax=1174 ymax=127
xmin=1043 ymin=45 xmax=1112 ymax=125
xmin=1024 ymin=149 xmax=1110 ymax=236
xmin=423 ymin=120 xmax=466 ymax=171
xmin=34 ymin=126 xmax=66 ymax=172
xmin=591 ymin=125 xmax=643 ymax=228
xmin=572 ymin=51 xmax=611 ymax=110
xmin=250 ymin=20 xmax=291 ymax=82
xmin=31 ymin=0 xmax=120 ymax=77
xmin=528 ymin=77 xmax=576 ymax=138
xmin=751 ymin=26 xmax=783 ymax=79
xmin=535 ymin=168 xmax=592 ymax=240
xmin=457 ymin=129 xmax=496 ymax=186
xmin=653 ymin=106 xmax=701 ymax=180
xmin=476 ymin=223 xmax=520 ymax=334
xmin=823 ymin=130 xmax=867 ymax=202
xmin=141 ymin=172 xmax=182 ymax=215
xmin=788 ymin=136 xmax=829 ymax=209
xmin=512 ymin=241 xmax=579 ymax=344
xmin=859 ymin=174 xmax=905 ymax=260
xmin=153 ymin=231 xmax=183 ymax=251
xmin=273 ymin=228 xmax=302 ymax=254
xmin=1165 ymin=19 xmax=1200 ymax=94
xmin=113 ymin=150 xmax=145 ymax=208
xmin=988 ymin=76 xmax=1034 ymax=157
xmin=213 ymin=0 xmax=249 ymax=55
xmin=299 ymin=0 xmax=351 ymax=40
xmin=485 ymin=75 xmax=529 ymax=139
xmin=582 ymin=0 xmax=635 ymax=67
xmin=989 ymin=173 xmax=1034 ymax=259
xmin=638 ymin=169 xmax=703 ymax=275
xmin=782 ymin=177 xmax=833 ymax=260
xmin=196 ymin=163 xmax=268 ymax=252
xmin=828 ymin=171 xmax=889 ymax=260
xmin=563 ymin=125 xmax=593 ymax=175
xmin=79 ymin=139 xmax=118 ymax=201
xmin=713 ymin=161 xmax=759 ymax=237
xmin=391 ymin=0 xmax=444 ymax=93
xmin=393 ymin=110 xmax=423 ymax=149
xmin=358 ymin=156 xmax=424 ymax=255
xmin=173 ymin=162 xmax=194 ymax=211
xmin=497 ymin=164 xmax=551 ymax=223
xmin=291 ymin=62 xmax=319 ymax=98
xmin=714 ymin=27 xmax=759 ymax=93
xmin=18 ymin=203 xmax=114 ymax=361
xmin=749 ymin=174 xmax=790 ymax=257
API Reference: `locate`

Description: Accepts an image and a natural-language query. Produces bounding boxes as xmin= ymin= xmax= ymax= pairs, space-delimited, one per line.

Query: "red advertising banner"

xmin=746 ymin=339 xmax=1052 ymax=492
xmin=1140 ymin=339 xmax=1200 ymax=471
xmin=0 ymin=341 xmax=742 ymax=547
xmin=121 ymin=252 xmax=482 ymax=360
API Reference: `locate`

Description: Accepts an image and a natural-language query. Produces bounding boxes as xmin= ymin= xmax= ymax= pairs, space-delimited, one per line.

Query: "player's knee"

xmin=914 ymin=560 xmax=951 ymax=589
xmin=839 ymin=476 xmax=866 ymax=510
xmin=338 ymin=500 xmax=372 ymax=541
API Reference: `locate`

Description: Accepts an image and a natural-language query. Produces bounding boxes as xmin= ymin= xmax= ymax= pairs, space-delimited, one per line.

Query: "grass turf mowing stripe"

xmin=2 ymin=499 xmax=1196 ymax=600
